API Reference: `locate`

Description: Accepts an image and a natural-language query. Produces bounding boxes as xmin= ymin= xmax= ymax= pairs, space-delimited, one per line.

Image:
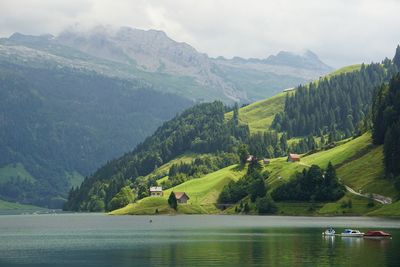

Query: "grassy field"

xmin=337 ymin=146 xmax=398 ymax=199
xmin=225 ymin=92 xmax=286 ymax=133
xmin=112 ymin=131 xmax=400 ymax=216
xmin=0 ymin=163 xmax=35 ymax=184
xmin=112 ymin=132 xmax=399 ymax=216
xmin=276 ymin=202 xmax=325 ymax=216
xmin=143 ymin=154 xmax=198 ymax=182
xmin=163 ymin=165 xmax=244 ymax=205
xmin=0 ymin=198 xmax=45 ymax=212
xmin=111 ymin=197 xmax=173 ymax=215
xmin=112 ymin=165 xmax=245 ymax=215
xmin=263 ymin=133 xmax=397 ymax=201
xmin=326 ymin=64 xmax=362 ymax=78
xmin=318 ymin=193 xmax=381 ymax=216
xmin=301 ymin=134 xmax=371 ymax=167
xmin=224 ymin=64 xmax=363 ymax=134
xmin=65 ymin=171 xmax=84 ymax=188
xmin=262 ymin=134 xmax=370 ymax=189
xmin=262 ymin=132 xmax=398 ymax=216
xmin=367 ymin=201 xmax=400 ymax=217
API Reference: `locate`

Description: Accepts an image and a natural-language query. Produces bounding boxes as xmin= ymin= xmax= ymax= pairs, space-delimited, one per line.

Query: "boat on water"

xmin=340 ymin=229 xmax=364 ymax=237
xmin=364 ymin=230 xmax=392 ymax=238
xmin=322 ymin=227 xmax=336 ymax=236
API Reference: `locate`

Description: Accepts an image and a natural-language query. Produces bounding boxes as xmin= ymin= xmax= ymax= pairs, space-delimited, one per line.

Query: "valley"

xmin=0 ymin=27 xmax=333 ymax=208
xmin=63 ymin=48 xmax=400 ymax=216
xmin=1 ymin=28 xmax=399 ymax=217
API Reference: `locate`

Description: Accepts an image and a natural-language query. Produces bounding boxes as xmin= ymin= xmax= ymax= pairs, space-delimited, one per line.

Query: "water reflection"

xmin=323 ymin=235 xmax=335 ymax=248
xmin=340 ymin=236 xmax=364 ymax=247
xmin=0 ymin=215 xmax=399 ymax=267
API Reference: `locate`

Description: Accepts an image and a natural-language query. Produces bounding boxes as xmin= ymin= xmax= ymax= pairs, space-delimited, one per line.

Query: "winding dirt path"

xmin=345 ymin=185 xmax=392 ymax=205
xmin=294 ymin=162 xmax=392 ymax=205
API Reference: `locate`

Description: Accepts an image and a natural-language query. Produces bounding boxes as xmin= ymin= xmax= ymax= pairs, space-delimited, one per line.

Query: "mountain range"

xmin=0 ymin=25 xmax=332 ymax=208
xmin=1 ymin=25 xmax=332 ymax=103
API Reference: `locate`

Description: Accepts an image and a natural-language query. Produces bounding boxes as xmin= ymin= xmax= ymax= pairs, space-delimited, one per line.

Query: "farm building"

xmin=246 ymin=155 xmax=256 ymax=162
xmin=287 ymin=153 xmax=300 ymax=162
xmin=150 ymin=186 xmax=163 ymax=197
xmin=174 ymin=192 xmax=190 ymax=204
xmin=263 ymin=158 xmax=270 ymax=165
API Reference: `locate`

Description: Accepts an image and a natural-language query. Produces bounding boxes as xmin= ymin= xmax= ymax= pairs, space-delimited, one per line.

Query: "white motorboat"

xmin=340 ymin=229 xmax=364 ymax=237
xmin=322 ymin=227 xmax=336 ymax=236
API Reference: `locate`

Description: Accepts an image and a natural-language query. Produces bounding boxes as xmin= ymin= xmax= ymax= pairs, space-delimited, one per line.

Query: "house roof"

xmin=289 ymin=153 xmax=300 ymax=159
xmin=246 ymin=155 xmax=253 ymax=161
xmin=174 ymin=192 xmax=189 ymax=200
xmin=150 ymin=186 xmax=163 ymax=192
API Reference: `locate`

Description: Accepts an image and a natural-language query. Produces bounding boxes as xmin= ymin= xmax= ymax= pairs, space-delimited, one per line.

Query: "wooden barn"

xmin=287 ymin=153 xmax=300 ymax=162
xmin=174 ymin=192 xmax=190 ymax=204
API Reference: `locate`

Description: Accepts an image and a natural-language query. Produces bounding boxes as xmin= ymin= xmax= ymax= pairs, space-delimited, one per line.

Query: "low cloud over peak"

xmin=1 ymin=0 xmax=399 ymax=68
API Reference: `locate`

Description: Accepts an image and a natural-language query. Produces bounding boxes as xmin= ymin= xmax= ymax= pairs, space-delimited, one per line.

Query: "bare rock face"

xmin=3 ymin=25 xmax=332 ymax=103
xmin=56 ymin=25 xmax=245 ymax=101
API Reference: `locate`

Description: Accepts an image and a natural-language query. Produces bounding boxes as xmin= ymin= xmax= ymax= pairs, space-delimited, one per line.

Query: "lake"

xmin=0 ymin=214 xmax=399 ymax=266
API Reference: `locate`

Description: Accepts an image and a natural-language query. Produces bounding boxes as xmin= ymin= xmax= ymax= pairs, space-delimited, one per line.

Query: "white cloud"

xmin=0 ymin=0 xmax=399 ymax=67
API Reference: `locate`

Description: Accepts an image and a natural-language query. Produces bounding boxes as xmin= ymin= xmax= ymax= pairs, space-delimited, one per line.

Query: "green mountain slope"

xmin=225 ymin=92 xmax=287 ymax=133
xmin=69 ymin=58 xmax=400 ymax=216
xmin=113 ymin=132 xmax=398 ymax=216
xmin=64 ymin=102 xmax=249 ymax=212
xmin=0 ymin=62 xmax=193 ymax=207
xmin=112 ymin=165 xmax=245 ymax=215
xmin=0 ymin=198 xmax=47 ymax=214
xmin=224 ymin=64 xmax=365 ymax=134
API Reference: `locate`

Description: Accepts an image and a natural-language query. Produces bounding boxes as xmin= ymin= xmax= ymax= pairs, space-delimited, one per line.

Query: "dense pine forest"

xmin=272 ymin=61 xmax=398 ymax=138
xmin=64 ymin=102 xmax=249 ymax=211
xmin=65 ymin=101 xmax=297 ymax=211
xmin=372 ymin=54 xmax=400 ymax=183
xmin=271 ymin=163 xmax=345 ymax=202
xmin=0 ymin=62 xmax=193 ymax=207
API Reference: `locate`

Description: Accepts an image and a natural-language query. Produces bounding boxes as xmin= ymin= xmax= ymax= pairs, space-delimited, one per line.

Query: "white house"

xmin=149 ymin=186 xmax=163 ymax=197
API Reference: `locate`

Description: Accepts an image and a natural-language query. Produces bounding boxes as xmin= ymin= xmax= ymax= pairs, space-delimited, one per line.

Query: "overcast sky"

xmin=1 ymin=0 xmax=399 ymax=67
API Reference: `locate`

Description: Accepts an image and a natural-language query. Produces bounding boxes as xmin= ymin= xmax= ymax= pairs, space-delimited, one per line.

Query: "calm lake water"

xmin=0 ymin=214 xmax=399 ymax=267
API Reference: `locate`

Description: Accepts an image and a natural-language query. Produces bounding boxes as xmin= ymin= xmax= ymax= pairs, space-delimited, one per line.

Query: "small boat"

xmin=340 ymin=229 xmax=364 ymax=237
xmin=322 ymin=227 xmax=336 ymax=236
xmin=364 ymin=230 xmax=392 ymax=238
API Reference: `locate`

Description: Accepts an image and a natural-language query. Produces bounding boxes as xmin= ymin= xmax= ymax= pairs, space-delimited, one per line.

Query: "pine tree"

xmin=243 ymin=202 xmax=250 ymax=213
xmin=233 ymin=103 xmax=239 ymax=125
xmin=320 ymin=135 xmax=326 ymax=146
xmin=238 ymin=144 xmax=248 ymax=166
xmin=280 ymin=133 xmax=288 ymax=154
xmin=384 ymin=123 xmax=400 ymax=176
xmin=345 ymin=115 xmax=355 ymax=134
xmin=249 ymin=177 xmax=266 ymax=202
xmin=393 ymin=45 xmax=400 ymax=69
xmin=324 ymin=162 xmax=336 ymax=187
xmin=168 ymin=191 xmax=178 ymax=210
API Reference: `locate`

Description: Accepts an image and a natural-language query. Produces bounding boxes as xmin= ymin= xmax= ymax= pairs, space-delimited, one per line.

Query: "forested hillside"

xmin=66 ymin=47 xmax=400 ymax=214
xmin=0 ymin=28 xmax=334 ymax=209
xmin=0 ymin=62 xmax=192 ymax=207
xmin=372 ymin=61 xmax=400 ymax=185
xmin=64 ymin=102 xmax=249 ymax=211
xmin=65 ymin=97 xmax=308 ymax=212
xmin=272 ymin=61 xmax=398 ymax=137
